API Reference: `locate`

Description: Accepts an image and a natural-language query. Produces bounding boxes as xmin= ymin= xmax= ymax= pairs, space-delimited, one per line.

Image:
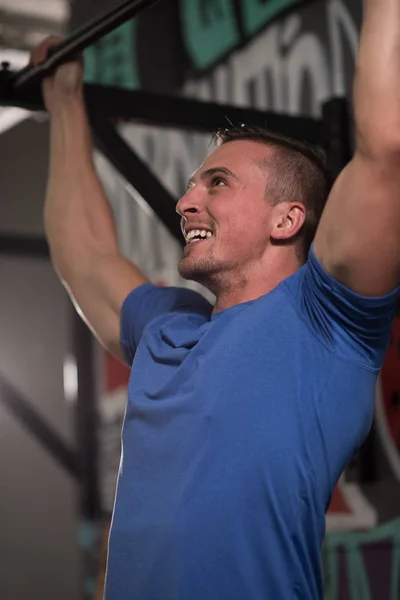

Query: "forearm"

xmin=354 ymin=0 xmax=400 ymax=157
xmin=44 ymin=96 xmax=119 ymax=279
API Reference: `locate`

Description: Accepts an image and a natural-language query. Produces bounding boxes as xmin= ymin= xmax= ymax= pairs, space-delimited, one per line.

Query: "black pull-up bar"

xmin=12 ymin=0 xmax=161 ymax=90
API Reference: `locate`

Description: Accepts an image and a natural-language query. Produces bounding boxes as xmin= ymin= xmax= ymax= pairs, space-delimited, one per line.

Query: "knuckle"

xmin=48 ymin=35 xmax=63 ymax=45
xmin=29 ymin=35 xmax=64 ymax=66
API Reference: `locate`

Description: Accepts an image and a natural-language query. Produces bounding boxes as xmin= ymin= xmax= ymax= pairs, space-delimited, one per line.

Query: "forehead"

xmin=202 ymin=139 xmax=275 ymax=172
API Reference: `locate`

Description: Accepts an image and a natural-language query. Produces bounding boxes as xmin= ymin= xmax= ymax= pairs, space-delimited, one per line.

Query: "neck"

xmin=212 ymin=249 xmax=301 ymax=313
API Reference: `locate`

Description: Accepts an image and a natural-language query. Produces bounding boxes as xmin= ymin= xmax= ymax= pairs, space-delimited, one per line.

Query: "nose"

xmin=176 ymin=192 xmax=199 ymax=237
xmin=176 ymin=188 xmax=202 ymax=221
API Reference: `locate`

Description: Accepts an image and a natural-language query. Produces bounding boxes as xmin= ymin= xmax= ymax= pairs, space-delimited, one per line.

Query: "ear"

xmin=270 ymin=202 xmax=306 ymax=241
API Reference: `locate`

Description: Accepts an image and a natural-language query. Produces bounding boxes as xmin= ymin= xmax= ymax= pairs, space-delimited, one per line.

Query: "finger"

xmin=30 ymin=35 xmax=62 ymax=66
xmin=29 ymin=35 xmax=63 ymax=67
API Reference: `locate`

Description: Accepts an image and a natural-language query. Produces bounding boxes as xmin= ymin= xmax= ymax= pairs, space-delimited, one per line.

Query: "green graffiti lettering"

xmin=241 ymin=0 xmax=301 ymax=36
xmin=84 ymin=46 xmax=98 ymax=84
xmin=180 ymin=0 xmax=240 ymax=70
xmin=84 ymin=21 xmax=140 ymax=89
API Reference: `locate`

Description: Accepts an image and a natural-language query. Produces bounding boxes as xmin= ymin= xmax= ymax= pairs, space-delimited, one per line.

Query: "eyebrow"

xmin=187 ymin=166 xmax=239 ymax=190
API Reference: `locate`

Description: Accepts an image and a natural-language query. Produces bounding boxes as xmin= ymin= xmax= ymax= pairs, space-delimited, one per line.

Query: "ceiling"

xmin=0 ymin=0 xmax=70 ymax=52
xmin=0 ymin=0 xmax=71 ymax=134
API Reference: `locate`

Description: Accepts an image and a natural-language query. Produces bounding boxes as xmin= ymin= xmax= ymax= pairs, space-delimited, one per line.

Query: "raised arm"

xmin=32 ymin=37 xmax=148 ymax=360
xmin=313 ymin=0 xmax=400 ymax=296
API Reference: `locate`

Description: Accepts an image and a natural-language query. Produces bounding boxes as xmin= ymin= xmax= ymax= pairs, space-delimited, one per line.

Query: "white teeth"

xmin=186 ymin=228 xmax=214 ymax=243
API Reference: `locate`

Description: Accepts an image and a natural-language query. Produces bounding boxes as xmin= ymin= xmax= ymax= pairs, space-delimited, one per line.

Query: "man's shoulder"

xmin=122 ymin=283 xmax=214 ymax=330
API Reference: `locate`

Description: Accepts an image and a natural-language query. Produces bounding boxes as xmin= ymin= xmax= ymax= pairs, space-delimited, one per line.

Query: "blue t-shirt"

xmin=105 ymin=247 xmax=398 ymax=600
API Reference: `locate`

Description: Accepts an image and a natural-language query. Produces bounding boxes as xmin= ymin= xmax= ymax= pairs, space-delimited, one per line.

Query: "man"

xmin=31 ymin=0 xmax=400 ymax=597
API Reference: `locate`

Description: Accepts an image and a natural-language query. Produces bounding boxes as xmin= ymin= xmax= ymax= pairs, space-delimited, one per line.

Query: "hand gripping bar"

xmin=11 ymin=0 xmax=161 ymax=89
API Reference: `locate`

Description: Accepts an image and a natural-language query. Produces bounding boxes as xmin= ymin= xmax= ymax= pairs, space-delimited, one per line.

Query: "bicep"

xmin=313 ymin=153 xmax=400 ymax=296
xmin=64 ymin=254 xmax=148 ymax=361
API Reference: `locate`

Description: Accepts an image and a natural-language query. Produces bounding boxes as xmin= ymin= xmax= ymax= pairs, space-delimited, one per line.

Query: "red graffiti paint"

xmin=380 ymin=317 xmax=400 ymax=450
xmin=105 ymin=352 xmax=130 ymax=394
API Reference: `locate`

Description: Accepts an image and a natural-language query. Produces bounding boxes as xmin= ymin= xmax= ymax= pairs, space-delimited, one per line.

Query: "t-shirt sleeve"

xmin=282 ymin=244 xmax=399 ymax=371
xmin=120 ymin=283 xmax=213 ymax=365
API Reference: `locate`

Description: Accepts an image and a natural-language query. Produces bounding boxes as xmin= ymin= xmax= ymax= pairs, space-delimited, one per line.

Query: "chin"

xmin=178 ymin=255 xmax=221 ymax=286
xmin=178 ymin=259 xmax=206 ymax=282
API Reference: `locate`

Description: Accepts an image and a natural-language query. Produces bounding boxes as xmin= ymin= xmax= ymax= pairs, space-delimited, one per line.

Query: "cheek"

xmin=212 ymin=191 xmax=271 ymax=247
xmin=222 ymin=211 xmax=266 ymax=240
xmin=218 ymin=218 xmax=260 ymax=255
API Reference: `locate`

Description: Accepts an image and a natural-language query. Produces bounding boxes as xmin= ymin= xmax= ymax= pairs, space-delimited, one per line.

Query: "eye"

xmin=211 ymin=176 xmax=226 ymax=187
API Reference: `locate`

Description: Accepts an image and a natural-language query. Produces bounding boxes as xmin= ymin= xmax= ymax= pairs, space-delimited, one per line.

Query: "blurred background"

xmin=0 ymin=1 xmax=399 ymax=599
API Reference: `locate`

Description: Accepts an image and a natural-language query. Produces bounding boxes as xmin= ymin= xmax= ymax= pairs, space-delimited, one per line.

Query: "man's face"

xmin=176 ymin=140 xmax=276 ymax=289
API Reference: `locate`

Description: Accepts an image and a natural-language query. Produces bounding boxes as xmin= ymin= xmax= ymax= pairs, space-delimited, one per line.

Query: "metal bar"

xmin=0 ymin=80 xmax=324 ymax=143
xmin=321 ymin=97 xmax=352 ymax=178
xmin=0 ymin=374 xmax=79 ymax=479
xmin=90 ymin=113 xmax=184 ymax=244
xmin=73 ymin=307 xmax=101 ymax=519
xmin=0 ymin=234 xmax=49 ymax=259
xmin=86 ymin=87 xmax=323 ymax=142
xmin=11 ymin=0 xmax=162 ymax=90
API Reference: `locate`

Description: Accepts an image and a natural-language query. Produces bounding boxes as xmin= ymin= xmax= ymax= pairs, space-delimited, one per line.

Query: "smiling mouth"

xmin=185 ymin=230 xmax=214 ymax=244
xmin=184 ymin=238 xmax=213 ymax=253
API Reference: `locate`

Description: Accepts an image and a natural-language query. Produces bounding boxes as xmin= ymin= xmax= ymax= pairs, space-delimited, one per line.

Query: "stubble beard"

xmin=178 ymin=245 xmax=253 ymax=298
xmin=178 ymin=252 xmax=226 ymax=291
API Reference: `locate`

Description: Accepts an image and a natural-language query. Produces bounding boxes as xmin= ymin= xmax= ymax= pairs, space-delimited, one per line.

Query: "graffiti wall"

xmin=71 ymin=1 xmax=400 ymax=597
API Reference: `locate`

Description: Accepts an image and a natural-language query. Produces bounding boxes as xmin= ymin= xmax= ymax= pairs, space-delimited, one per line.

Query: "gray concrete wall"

xmin=0 ymin=117 xmax=82 ymax=600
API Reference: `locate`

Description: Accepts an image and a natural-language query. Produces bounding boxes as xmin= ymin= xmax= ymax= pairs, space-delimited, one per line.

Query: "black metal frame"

xmin=0 ymin=374 xmax=79 ymax=478
xmin=0 ymin=82 xmax=350 ymax=243
xmin=0 ymin=0 xmax=351 ymax=240
xmin=0 ymin=241 xmax=101 ymax=518
xmin=0 ymin=0 xmax=355 ymax=527
xmin=0 ymin=234 xmax=49 ymax=258
xmin=89 ymin=112 xmax=184 ymax=244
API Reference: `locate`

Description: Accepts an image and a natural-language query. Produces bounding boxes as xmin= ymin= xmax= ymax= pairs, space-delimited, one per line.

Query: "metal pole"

xmin=0 ymin=374 xmax=79 ymax=479
xmin=11 ymin=0 xmax=162 ymax=90
xmin=321 ymin=97 xmax=352 ymax=178
xmin=0 ymin=234 xmax=49 ymax=259
xmin=73 ymin=306 xmax=101 ymax=519
xmin=90 ymin=114 xmax=183 ymax=244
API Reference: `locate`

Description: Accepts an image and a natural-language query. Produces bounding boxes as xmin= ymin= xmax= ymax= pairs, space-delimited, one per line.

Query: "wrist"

xmin=48 ymin=91 xmax=93 ymax=166
xmin=48 ymin=90 xmax=85 ymax=118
